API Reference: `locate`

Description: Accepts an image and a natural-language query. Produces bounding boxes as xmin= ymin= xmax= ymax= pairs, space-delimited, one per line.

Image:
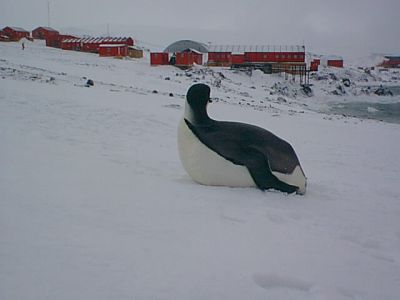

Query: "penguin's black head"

xmin=186 ymin=83 xmax=212 ymax=109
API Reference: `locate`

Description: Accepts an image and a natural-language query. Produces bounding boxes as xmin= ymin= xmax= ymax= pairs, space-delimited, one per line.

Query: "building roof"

xmin=385 ymin=56 xmax=400 ymax=60
xmin=62 ymin=37 xmax=132 ymax=43
xmin=321 ymin=55 xmax=343 ymax=61
xmin=208 ymin=45 xmax=305 ymax=53
xmin=99 ymin=44 xmax=127 ymax=48
xmin=34 ymin=26 xmax=59 ymax=32
xmin=180 ymin=48 xmax=202 ymax=54
xmin=164 ymin=40 xmax=209 ymax=53
xmin=128 ymin=45 xmax=143 ymax=51
xmin=4 ymin=26 xmax=29 ymax=33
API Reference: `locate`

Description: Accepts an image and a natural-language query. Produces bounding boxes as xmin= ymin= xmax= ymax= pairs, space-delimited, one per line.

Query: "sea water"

xmin=327 ymin=86 xmax=400 ymax=124
xmin=330 ymin=101 xmax=400 ymax=124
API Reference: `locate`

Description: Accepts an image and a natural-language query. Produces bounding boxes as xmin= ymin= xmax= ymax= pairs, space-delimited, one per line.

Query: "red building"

xmin=2 ymin=26 xmax=30 ymax=41
xmin=0 ymin=29 xmax=10 ymax=41
xmin=310 ymin=60 xmax=319 ymax=71
xmin=208 ymin=52 xmax=232 ymax=66
xmin=175 ymin=49 xmax=203 ymax=67
xmin=32 ymin=27 xmax=59 ymax=40
xmin=99 ymin=44 xmax=128 ymax=57
xmin=327 ymin=59 xmax=343 ymax=68
xmin=150 ymin=52 xmax=169 ymax=65
xmin=231 ymin=54 xmax=245 ymax=65
xmin=46 ymin=34 xmax=77 ymax=48
xmin=321 ymin=56 xmax=344 ymax=68
xmin=61 ymin=37 xmax=134 ymax=53
xmin=207 ymin=45 xmax=305 ymax=67
xmin=378 ymin=56 xmax=400 ymax=68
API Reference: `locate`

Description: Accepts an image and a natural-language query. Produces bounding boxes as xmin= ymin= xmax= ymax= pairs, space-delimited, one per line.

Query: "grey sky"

xmin=1 ymin=0 xmax=399 ymax=56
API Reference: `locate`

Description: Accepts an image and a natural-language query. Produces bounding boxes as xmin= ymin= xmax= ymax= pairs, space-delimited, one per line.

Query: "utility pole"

xmin=47 ymin=1 xmax=50 ymax=27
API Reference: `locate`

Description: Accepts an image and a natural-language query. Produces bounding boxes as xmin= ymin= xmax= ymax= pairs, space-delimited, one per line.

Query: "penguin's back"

xmin=184 ymin=119 xmax=302 ymax=175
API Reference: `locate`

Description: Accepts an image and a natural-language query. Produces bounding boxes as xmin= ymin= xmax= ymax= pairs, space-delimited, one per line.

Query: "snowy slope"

xmin=1 ymin=41 xmax=400 ymax=300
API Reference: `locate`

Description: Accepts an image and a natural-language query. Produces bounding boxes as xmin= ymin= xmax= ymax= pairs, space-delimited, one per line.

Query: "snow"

xmin=99 ymin=44 xmax=127 ymax=48
xmin=1 ymin=41 xmax=400 ymax=300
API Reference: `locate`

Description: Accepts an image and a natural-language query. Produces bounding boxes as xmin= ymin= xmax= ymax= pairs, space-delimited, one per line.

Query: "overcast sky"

xmin=1 ymin=0 xmax=399 ymax=57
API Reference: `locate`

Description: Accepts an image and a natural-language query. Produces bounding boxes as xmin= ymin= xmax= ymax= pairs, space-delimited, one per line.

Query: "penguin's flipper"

xmin=244 ymin=147 xmax=298 ymax=194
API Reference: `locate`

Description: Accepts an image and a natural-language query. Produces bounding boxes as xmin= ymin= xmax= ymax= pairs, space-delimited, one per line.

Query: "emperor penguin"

xmin=177 ymin=83 xmax=307 ymax=194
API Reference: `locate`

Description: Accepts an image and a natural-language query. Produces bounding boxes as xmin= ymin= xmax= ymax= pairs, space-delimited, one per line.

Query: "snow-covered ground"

xmin=1 ymin=40 xmax=400 ymax=300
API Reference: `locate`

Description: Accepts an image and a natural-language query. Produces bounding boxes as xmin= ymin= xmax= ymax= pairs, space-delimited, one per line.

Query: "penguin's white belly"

xmin=273 ymin=165 xmax=306 ymax=194
xmin=178 ymin=118 xmax=256 ymax=187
